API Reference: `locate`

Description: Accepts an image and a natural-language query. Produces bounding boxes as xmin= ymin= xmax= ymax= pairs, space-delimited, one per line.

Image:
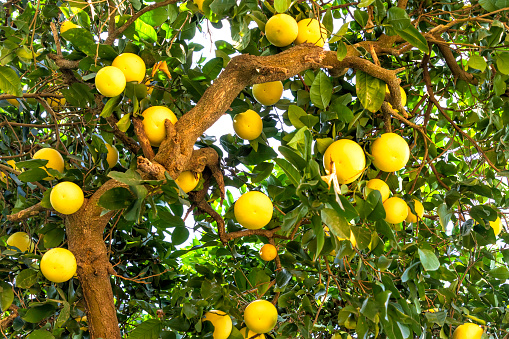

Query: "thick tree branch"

xmin=105 ymin=115 xmax=141 ymax=154
xmin=6 ymin=202 xmax=47 ymax=222
xmin=132 ymin=117 xmax=155 ymax=160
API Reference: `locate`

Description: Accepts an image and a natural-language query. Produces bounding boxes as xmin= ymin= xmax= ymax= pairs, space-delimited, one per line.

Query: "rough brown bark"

xmin=65 ymin=180 xmax=124 ymax=339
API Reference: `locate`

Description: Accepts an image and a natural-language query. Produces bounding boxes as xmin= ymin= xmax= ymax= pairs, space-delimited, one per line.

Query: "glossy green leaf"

xmin=16 ymin=269 xmax=38 ymax=289
xmin=467 ymin=54 xmax=487 ymax=71
xmin=418 ymin=248 xmax=440 ymax=271
xmin=0 ymin=65 xmax=22 ymax=96
xmin=396 ymin=25 xmax=429 ymax=54
xmin=274 ymin=0 xmax=291 ymax=13
xmin=356 ymin=70 xmax=385 ymax=112
xmin=387 ymin=7 xmax=410 ymax=30
xmin=0 ymin=282 xmax=14 ymax=312
xmin=98 ymin=187 xmax=136 ymax=210
xmin=27 ymin=330 xmax=55 ymax=339
xmin=310 ymin=71 xmax=332 ymax=110
xmin=127 ymin=319 xmax=163 ymax=339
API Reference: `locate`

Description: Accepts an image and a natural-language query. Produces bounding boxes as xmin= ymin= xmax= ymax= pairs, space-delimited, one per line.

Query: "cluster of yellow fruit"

xmin=265 ymin=14 xmax=327 ymax=48
xmin=95 ymin=53 xmax=146 ymax=97
xmin=6 ymin=232 xmax=76 ymax=283
xmin=203 ymin=299 xmax=278 ymax=339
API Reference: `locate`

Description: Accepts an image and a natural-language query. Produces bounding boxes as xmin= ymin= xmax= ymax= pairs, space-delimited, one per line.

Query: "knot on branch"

xmin=48 ymin=54 xmax=80 ymax=70
xmin=137 ymin=157 xmax=166 ymax=180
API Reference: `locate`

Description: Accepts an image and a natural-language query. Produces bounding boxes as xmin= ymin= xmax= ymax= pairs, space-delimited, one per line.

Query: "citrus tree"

xmin=2 ymin=0 xmax=509 ymax=338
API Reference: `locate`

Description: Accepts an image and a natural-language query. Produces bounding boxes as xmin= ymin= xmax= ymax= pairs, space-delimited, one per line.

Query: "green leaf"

xmin=274 ymin=158 xmax=301 ymax=186
xmin=358 ymin=0 xmax=375 ymax=7
xmin=467 ymin=54 xmax=487 ymax=71
xmin=16 ymin=269 xmax=38 ymax=289
xmin=337 ymin=42 xmax=347 ymax=61
xmin=210 ymin=0 xmax=236 ymax=15
xmin=127 ymin=319 xmax=163 ymax=339
xmin=316 ymin=138 xmax=334 ymax=154
xmin=274 ymin=0 xmax=291 ymax=13
xmin=488 ymin=266 xmax=509 ymax=280
xmin=55 ymin=301 xmax=70 ymax=328
xmin=203 ymin=57 xmax=223 ymax=80
xmin=310 ymin=71 xmax=332 ymax=110
xmin=424 ymin=310 xmax=447 ymax=326
xmin=354 ymin=9 xmax=368 ymax=27
xmin=98 ymin=187 xmax=136 ymax=210
xmin=288 ymin=105 xmax=307 ymax=129
xmin=0 ymin=65 xmax=22 ymax=96
xmin=108 ymin=169 xmax=143 ymax=186
xmin=276 ymin=268 xmax=292 ymax=288
xmin=396 ymin=25 xmax=429 ymax=55
xmin=0 ymin=281 xmax=14 ymax=312
xmin=387 ymin=7 xmax=410 ymax=31
xmin=496 ymin=0 xmax=509 ymax=8
xmin=117 ymin=113 xmax=131 ymax=132
xmin=323 ymin=9 xmax=333 ymax=33
xmin=43 ymin=228 xmax=65 ymax=248
xmin=418 ymin=248 xmax=440 ymax=271
xmin=279 ymin=145 xmax=308 ymax=169
xmin=479 ymin=0 xmax=497 ymax=11
xmin=100 ymin=95 xmax=122 ymax=118
xmin=172 ymin=226 xmax=189 ymax=245
xmin=494 ymin=73 xmax=507 ymax=96
xmin=135 ymin=18 xmax=158 ymax=42
xmin=470 ymin=205 xmax=498 ymax=224
xmin=140 ymin=7 xmax=168 ymax=26
xmin=437 ymin=204 xmax=452 ymax=231
xmin=356 ymin=70 xmax=385 ymax=112
xmin=18 ymin=168 xmax=48 ymax=182
xmin=27 ymin=330 xmax=55 ymax=339
xmin=321 ymin=208 xmax=350 ymax=239
xmin=22 ymin=304 xmax=56 ymax=323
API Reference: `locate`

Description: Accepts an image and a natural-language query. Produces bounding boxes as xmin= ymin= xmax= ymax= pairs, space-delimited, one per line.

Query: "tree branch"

xmin=132 ymin=117 xmax=155 ymax=160
xmin=6 ymin=202 xmax=47 ymax=222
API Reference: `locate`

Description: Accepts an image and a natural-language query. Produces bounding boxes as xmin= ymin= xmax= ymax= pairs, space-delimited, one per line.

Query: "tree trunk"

xmin=65 ymin=180 xmax=123 ymax=339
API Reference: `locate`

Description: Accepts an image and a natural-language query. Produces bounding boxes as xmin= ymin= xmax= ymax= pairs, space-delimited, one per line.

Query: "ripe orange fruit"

xmin=233 ymin=109 xmax=263 ymax=140
xmin=406 ymin=199 xmax=424 ymax=223
xmin=112 ymin=53 xmax=146 ymax=83
xmin=252 ymin=81 xmax=283 ymax=106
xmin=490 ymin=216 xmax=503 ymax=236
xmin=33 ymin=148 xmax=65 ymax=180
xmin=95 ymin=66 xmax=126 ymax=97
xmin=383 ymin=197 xmax=408 ymax=224
xmin=175 ymin=171 xmax=200 ymax=193
xmin=371 ymin=133 xmax=410 ymax=172
xmin=202 ymin=310 xmax=233 ymax=339
xmin=452 ymin=323 xmax=483 ymax=339
xmin=265 ymin=14 xmax=298 ymax=47
xmin=40 ymin=248 xmax=77 ymax=283
xmin=323 ymin=139 xmax=365 ymax=184
xmin=105 ymin=143 xmax=119 ymax=168
xmin=365 ymin=178 xmax=390 ymax=202
xmin=234 ymin=191 xmax=273 ymax=230
xmin=295 ymin=18 xmax=328 ymax=47
xmin=243 ymin=299 xmax=278 ymax=334
xmin=50 ymin=182 xmax=85 ymax=215
xmin=141 ymin=106 xmax=178 ymax=147
xmin=259 ymin=244 xmax=277 ymax=261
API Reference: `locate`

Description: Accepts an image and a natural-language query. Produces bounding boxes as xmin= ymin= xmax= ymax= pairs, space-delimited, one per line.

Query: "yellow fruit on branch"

xmin=60 ymin=20 xmax=79 ymax=34
xmin=265 ymin=14 xmax=298 ymax=47
xmin=112 ymin=53 xmax=146 ymax=83
xmin=240 ymin=327 xmax=266 ymax=339
xmin=105 ymin=143 xmax=119 ymax=169
xmin=141 ymin=106 xmax=178 ymax=147
xmin=259 ymin=244 xmax=277 ymax=261
xmin=406 ymin=199 xmax=424 ymax=223
xmin=40 ymin=248 xmax=77 ymax=283
xmin=371 ymin=133 xmax=410 ymax=172
xmin=175 ymin=171 xmax=200 ymax=193
xmin=7 ymin=98 xmax=19 ymax=107
xmin=193 ymin=0 xmax=205 ymax=11
xmin=202 ymin=310 xmax=233 ymax=339
xmin=95 ymin=66 xmax=126 ymax=97
xmin=50 ymin=182 xmax=84 ymax=215
xmin=365 ymin=178 xmax=390 ymax=202
xmin=0 ymin=159 xmax=18 ymax=183
xmin=452 ymin=323 xmax=483 ymax=339
xmin=383 ymin=197 xmax=408 ymax=224
xmin=234 ymin=191 xmax=273 ymax=230
xmin=244 ymin=299 xmax=278 ymax=334
xmin=6 ymin=232 xmax=34 ymax=252
xmin=233 ymin=109 xmax=263 ymax=140
xmin=323 ymin=139 xmax=365 ymax=184
xmin=33 ymin=148 xmax=65 ymax=180
xmin=385 ymin=85 xmax=407 ymax=109
xmin=46 ymin=94 xmax=66 ymax=109
xmin=252 ymin=81 xmax=283 ymax=106
xmin=490 ymin=216 xmax=503 ymax=236
xmin=295 ymin=18 xmax=328 ymax=47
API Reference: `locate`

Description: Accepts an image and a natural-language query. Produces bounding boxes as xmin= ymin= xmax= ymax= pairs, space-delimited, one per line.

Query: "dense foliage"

xmin=2 ymin=0 xmax=509 ymax=338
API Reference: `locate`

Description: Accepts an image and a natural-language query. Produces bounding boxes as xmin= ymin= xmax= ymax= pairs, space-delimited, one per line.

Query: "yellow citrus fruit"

xmin=406 ymin=199 xmax=424 ymax=223
xmin=259 ymin=244 xmax=277 ymax=261
xmin=323 ymin=139 xmax=365 ymax=184
xmin=234 ymin=191 xmax=273 ymax=230
xmin=452 ymin=323 xmax=483 ymax=339
xmin=7 ymin=98 xmax=19 ymax=107
xmin=141 ymin=106 xmax=178 ymax=147
xmin=385 ymin=85 xmax=407 ymax=109
xmin=383 ymin=197 xmax=408 ymax=224
xmin=371 ymin=133 xmax=410 ymax=172
xmin=175 ymin=171 xmax=200 ymax=193
xmin=0 ymin=160 xmax=17 ymax=183
xmin=50 ymin=182 xmax=84 ymax=215
xmin=145 ymin=80 xmax=154 ymax=95
xmin=365 ymin=178 xmax=390 ymax=202
xmin=265 ymin=14 xmax=298 ymax=47
xmin=95 ymin=66 xmax=127 ymax=97
xmin=244 ymin=299 xmax=278 ymax=334
xmin=112 ymin=53 xmax=146 ymax=83
xmin=61 ymin=20 xmax=79 ymax=34
xmin=40 ymin=248 xmax=77 ymax=283
xmin=490 ymin=216 xmax=503 ymax=236
xmin=194 ymin=0 xmax=204 ymax=11
xmin=47 ymin=94 xmax=66 ymax=109
xmin=252 ymin=81 xmax=283 ymax=106
xmin=295 ymin=18 xmax=328 ymax=47
xmin=33 ymin=148 xmax=65 ymax=180
xmin=240 ymin=327 xmax=266 ymax=339
xmin=337 ymin=231 xmax=356 ymax=248
xmin=233 ymin=109 xmax=263 ymax=140
xmin=202 ymin=310 xmax=233 ymax=339
xmin=6 ymin=232 xmax=34 ymax=252
xmin=105 ymin=143 xmax=119 ymax=168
